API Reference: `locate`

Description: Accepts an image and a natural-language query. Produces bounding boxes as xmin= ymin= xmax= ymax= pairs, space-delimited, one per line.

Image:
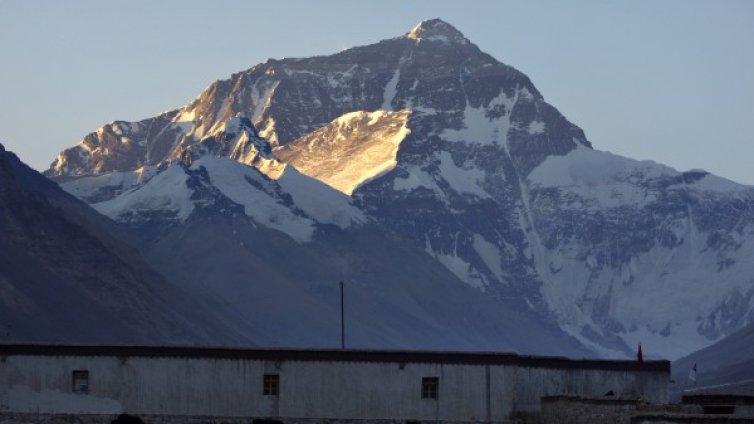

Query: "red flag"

xmin=637 ymin=343 xmax=643 ymax=365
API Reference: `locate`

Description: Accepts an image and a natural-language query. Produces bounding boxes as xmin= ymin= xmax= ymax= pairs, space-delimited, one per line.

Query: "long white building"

xmin=0 ymin=344 xmax=669 ymax=422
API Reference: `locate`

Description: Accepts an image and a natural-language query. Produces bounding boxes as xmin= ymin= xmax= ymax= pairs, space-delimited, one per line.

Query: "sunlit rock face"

xmin=274 ymin=110 xmax=412 ymax=195
xmin=47 ymin=19 xmax=754 ymax=359
xmin=47 ymin=19 xmax=587 ymax=180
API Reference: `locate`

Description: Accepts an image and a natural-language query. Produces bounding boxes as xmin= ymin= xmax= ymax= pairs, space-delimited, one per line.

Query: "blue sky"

xmin=1 ymin=0 xmax=752 ymax=184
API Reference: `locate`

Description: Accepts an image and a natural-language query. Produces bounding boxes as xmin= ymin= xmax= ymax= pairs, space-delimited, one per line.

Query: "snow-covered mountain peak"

xmin=406 ymin=18 xmax=469 ymax=45
xmin=47 ymin=18 xmax=582 ymax=180
xmin=67 ymin=156 xmax=365 ymax=242
xmin=44 ymin=19 xmax=754 ymax=360
xmin=170 ymin=113 xmax=274 ymax=170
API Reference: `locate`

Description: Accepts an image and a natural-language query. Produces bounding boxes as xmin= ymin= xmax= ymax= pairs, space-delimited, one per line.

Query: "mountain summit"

xmin=47 ymin=19 xmax=584 ymax=179
xmin=45 ymin=19 xmax=754 ymax=359
xmin=406 ymin=18 xmax=470 ymax=44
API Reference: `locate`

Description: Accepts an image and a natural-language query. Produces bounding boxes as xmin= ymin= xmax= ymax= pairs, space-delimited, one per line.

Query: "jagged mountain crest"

xmin=406 ymin=18 xmax=471 ymax=44
xmin=47 ymin=19 xmax=588 ymax=185
xmin=175 ymin=113 xmax=274 ymax=166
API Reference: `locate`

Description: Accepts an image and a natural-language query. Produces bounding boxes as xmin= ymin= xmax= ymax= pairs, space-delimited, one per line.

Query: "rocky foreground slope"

xmin=47 ymin=19 xmax=754 ymax=359
xmin=0 ymin=143 xmax=253 ymax=345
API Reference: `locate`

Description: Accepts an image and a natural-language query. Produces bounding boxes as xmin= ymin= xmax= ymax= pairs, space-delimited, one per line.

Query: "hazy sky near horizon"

xmin=1 ymin=0 xmax=752 ymax=184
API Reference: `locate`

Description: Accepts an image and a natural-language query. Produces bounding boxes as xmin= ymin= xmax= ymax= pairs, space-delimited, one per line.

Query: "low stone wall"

xmin=631 ymin=414 xmax=754 ymax=423
xmin=541 ymin=395 xmax=702 ymax=424
xmin=682 ymin=395 xmax=754 ymax=417
xmin=5 ymin=411 xmax=754 ymax=424
xmin=541 ymin=396 xmax=639 ymax=424
xmin=0 ymin=414 xmax=503 ymax=424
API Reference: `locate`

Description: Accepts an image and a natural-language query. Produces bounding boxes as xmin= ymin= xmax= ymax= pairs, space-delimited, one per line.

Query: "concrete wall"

xmin=0 ymin=355 xmax=517 ymax=420
xmin=0 ymin=353 xmax=667 ymax=422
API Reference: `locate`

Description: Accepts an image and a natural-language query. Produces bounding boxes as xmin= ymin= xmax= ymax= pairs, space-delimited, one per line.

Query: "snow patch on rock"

xmin=527 ymin=120 xmax=545 ymax=134
xmin=93 ymin=165 xmax=195 ymax=222
xmin=393 ymin=165 xmax=444 ymax=196
xmin=473 ymin=234 xmax=504 ymax=282
xmin=437 ymin=151 xmax=488 ymax=198
xmin=62 ymin=166 xmax=160 ymax=202
xmin=194 ymin=158 xmax=315 ymax=242
xmin=441 ymin=89 xmax=516 ymax=146
xmin=276 ymin=165 xmax=367 ymax=229
xmin=528 ymin=147 xmax=677 ymax=208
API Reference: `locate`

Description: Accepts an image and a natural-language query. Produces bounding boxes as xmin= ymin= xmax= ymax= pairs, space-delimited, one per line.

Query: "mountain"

xmin=672 ymin=321 xmax=754 ymax=394
xmin=0 ymin=142 xmax=252 ymax=345
xmin=57 ymin=152 xmax=590 ymax=354
xmin=46 ymin=19 xmax=754 ymax=359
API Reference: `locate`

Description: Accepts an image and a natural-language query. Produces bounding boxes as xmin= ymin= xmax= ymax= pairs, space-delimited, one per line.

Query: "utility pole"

xmin=340 ymin=281 xmax=345 ymax=349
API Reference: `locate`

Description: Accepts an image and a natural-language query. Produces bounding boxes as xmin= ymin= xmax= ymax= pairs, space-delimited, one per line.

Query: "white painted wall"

xmin=0 ymin=354 xmax=667 ymax=421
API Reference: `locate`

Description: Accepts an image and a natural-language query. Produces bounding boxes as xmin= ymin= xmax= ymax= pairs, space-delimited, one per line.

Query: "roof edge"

xmin=0 ymin=343 xmax=670 ymax=373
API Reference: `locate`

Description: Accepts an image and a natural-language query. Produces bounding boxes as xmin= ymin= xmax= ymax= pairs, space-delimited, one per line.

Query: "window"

xmin=263 ymin=374 xmax=279 ymax=396
xmin=72 ymin=370 xmax=89 ymax=394
xmin=421 ymin=377 xmax=438 ymax=399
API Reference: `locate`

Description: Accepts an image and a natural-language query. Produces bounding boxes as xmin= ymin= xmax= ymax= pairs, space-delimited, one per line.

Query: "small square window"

xmin=263 ymin=374 xmax=279 ymax=396
xmin=421 ymin=377 xmax=438 ymax=399
xmin=72 ymin=370 xmax=89 ymax=394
